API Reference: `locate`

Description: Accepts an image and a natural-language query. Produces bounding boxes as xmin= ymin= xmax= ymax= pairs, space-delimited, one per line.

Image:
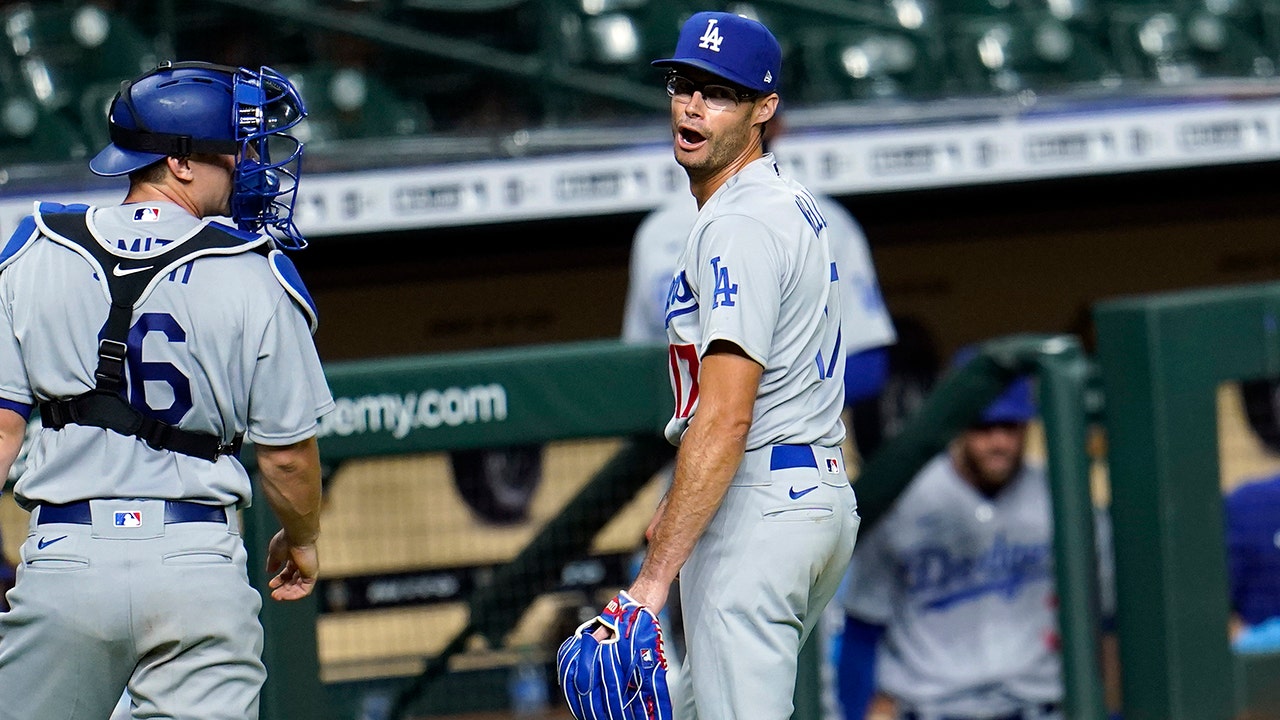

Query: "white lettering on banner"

xmin=871 ymin=144 xmax=936 ymax=175
xmin=1179 ymin=120 xmax=1247 ymax=151
xmin=366 ymin=574 xmax=461 ymax=604
xmin=394 ymin=184 xmax=463 ymax=213
xmin=1025 ymin=132 xmax=1093 ymax=163
xmin=554 ymin=169 xmax=649 ymax=201
xmin=317 ymin=384 xmax=509 ymax=440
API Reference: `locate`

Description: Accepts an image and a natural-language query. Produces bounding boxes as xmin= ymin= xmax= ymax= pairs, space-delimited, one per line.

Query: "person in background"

xmin=838 ymin=347 xmax=1072 ymax=720
xmin=1225 ymin=472 xmax=1280 ymax=652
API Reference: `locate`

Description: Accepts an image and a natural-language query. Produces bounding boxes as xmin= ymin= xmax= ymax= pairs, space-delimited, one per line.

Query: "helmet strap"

xmin=107 ymin=123 xmax=239 ymax=157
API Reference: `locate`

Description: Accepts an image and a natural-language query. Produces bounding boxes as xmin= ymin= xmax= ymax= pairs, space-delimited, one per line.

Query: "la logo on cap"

xmin=698 ymin=18 xmax=724 ymax=52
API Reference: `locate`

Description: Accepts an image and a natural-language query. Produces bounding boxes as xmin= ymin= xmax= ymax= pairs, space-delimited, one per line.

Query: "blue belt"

xmin=770 ymin=444 xmax=817 ymax=470
xmin=903 ymin=704 xmax=1060 ymax=720
xmin=37 ymin=500 xmax=227 ymax=526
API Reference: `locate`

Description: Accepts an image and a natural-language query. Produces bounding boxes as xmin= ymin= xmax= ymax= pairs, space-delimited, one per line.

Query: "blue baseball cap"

xmin=651 ymin=11 xmax=782 ymax=94
xmin=950 ymin=345 xmax=1037 ymax=424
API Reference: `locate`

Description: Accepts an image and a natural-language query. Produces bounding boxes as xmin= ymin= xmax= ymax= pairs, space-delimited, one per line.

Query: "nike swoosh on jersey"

xmin=112 ymin=263 xmax=154 ymax=277
xmin=788 ymin=485 xmax=819 ymax=500
xmin=37 ymin=535 xmax=68 ymax=549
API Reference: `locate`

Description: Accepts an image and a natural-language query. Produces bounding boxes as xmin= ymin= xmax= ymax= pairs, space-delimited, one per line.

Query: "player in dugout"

xmin=837 ymin=346 xmax=1116 ymax=720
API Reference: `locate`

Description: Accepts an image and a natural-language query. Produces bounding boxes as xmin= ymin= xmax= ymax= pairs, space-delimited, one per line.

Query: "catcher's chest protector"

xmin=29 ymin=207 xmax=269 ymax=461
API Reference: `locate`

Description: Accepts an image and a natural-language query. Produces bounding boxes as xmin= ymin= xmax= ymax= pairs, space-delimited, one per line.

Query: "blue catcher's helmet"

xmin=89 ymin=61 xmax=310 ymax=250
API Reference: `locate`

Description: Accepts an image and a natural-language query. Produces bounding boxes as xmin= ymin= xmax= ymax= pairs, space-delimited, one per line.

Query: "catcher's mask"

xmin=89 ymin=60 xmax=309 ymax=250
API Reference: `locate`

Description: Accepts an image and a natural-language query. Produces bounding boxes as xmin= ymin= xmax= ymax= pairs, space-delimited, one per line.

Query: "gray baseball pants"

xmin=672 ymin=443 xmax=860 ymax=720
xmin=0 ymin=498 xmax=264 ymax=720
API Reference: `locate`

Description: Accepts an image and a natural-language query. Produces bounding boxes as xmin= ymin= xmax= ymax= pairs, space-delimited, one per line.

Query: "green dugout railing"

xmin=1095 ymin=280 xmax=1280 ymax=720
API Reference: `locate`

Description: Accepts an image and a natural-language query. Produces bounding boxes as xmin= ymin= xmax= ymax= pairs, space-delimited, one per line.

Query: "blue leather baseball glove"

xmin=556 ymin=590 xmax=672 ymax=720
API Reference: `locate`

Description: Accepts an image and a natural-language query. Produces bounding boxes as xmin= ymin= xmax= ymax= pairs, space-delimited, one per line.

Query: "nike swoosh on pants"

xmin=37 ymin=535 xmax=68 ymax=549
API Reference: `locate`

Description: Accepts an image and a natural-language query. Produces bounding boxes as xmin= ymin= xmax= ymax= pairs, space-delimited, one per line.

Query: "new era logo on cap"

xmin=652 ymin=11 xmax=782 ymax=94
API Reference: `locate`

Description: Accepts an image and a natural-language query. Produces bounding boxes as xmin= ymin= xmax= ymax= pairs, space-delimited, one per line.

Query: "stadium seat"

xmin=0 ymin=2 xmax=156 ymax=113
xmin=284 ymin=65 xmax=433 ymax=145
xmin=380 ymin=0 xmax=546 ymax=131
xmin=0 ymin=77 xmax=89 ymax=166
xmin=1261 ymin=0 xmax=1280 ymax=58
xmin=945 ymin=11 xmax=1117 ymax=93
xmin=75 ymin=79 xmax=118 ymax=154
xmin=936 ymin=0 xmax=1025 ymax=17
xmin=0 ymin=40 xmax=88 ymax=165
xmin=1103 ymin=2 xmax=1272 ymax=82
xmin=1181 ymin=0 xmax=1278 ymax=76
xmin=549 ymin=0 xmax=654 ymax=81
xmin=1184 ymin=8 xmax=1275 ymax=77
xmin=537 ymin=0 xmax=694 ymax=120
xmin=799 ymin=24 xmax=946 ymax=101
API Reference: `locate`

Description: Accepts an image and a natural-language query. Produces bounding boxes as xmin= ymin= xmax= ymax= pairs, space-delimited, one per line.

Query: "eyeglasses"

xmin=665 ymin=74 xmax=758 ymax=112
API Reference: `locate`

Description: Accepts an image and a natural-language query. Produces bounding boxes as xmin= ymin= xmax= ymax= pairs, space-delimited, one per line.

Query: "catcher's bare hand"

xmin=266 ymin=529 xmax=319 ymax=601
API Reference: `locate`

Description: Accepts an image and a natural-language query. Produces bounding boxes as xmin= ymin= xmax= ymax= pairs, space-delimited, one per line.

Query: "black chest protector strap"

xmin=36 ymin=211 xmax=262 ymax=462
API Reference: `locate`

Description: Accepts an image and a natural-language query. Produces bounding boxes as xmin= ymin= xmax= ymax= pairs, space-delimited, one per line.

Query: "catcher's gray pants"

xmin=674 ymin=444 xmax=860 ymax=720
xmin=0 ymin=499 xmax=264 ymax=720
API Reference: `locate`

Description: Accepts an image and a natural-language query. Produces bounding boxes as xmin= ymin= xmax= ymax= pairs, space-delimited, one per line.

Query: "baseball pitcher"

xmin=559 ymin=12 xmax=862 ymax=720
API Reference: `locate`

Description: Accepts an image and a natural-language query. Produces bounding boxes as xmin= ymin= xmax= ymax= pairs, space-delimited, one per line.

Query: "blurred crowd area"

xmin=2 ymin=0 xmax=1280 ymax=170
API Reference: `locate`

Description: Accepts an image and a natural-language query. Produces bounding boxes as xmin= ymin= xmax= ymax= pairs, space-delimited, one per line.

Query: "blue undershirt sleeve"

xmin=0 ymin=399 xmax=32 ymax=420
xmin=839 ymin=615 xmax=886 ymax=720
xmin=844 ymin=346 xmax=889 ymax=407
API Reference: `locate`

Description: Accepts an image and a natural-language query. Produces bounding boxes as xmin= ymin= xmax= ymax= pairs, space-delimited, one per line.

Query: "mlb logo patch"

xmin=114 ymin=511 xmax=142 ymax=527
xmin=826 ymin=458 xmax=840 ymax=474
xmin=133 ymin=207 xmax=160 ymax=222
xmin=640 ymin=648 xmax=655 ymax=667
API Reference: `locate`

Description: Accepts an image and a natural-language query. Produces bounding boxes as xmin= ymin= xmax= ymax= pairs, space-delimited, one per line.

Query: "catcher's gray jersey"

xmin=839 ymin=454 xmax=1061 ymax=715
xmin=0 ymin=201 xmax=334 ymax=508
xmin=663 ymin=155 xmax=846 ymax=449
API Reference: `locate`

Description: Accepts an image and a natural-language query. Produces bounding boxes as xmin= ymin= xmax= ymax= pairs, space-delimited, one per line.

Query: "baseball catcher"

xmin=556 ymin=590 xmax=672 ymax=720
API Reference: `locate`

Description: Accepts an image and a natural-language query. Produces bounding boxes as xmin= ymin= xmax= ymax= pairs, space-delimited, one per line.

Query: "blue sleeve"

xmin=838 ymin=615 xmax=885 ymax=720
xmin=0 ymin=399 xmax=30 ymax=420
xmin=844 ymin=346 xmax=889 ymax=407
xmin=1224 ymin=489 xmax=1249 ymax=616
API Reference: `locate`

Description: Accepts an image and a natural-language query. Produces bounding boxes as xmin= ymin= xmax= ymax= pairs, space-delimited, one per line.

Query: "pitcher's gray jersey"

xmin=839 ymin=454 xmax=1061 ymax=714
xmin=625 ymin=191 xmax=895 ymax=352
xmin=0 ymin=201 xmax=334 ymax=508
xmin=663 ymin=155 xmax=845 ymax=449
